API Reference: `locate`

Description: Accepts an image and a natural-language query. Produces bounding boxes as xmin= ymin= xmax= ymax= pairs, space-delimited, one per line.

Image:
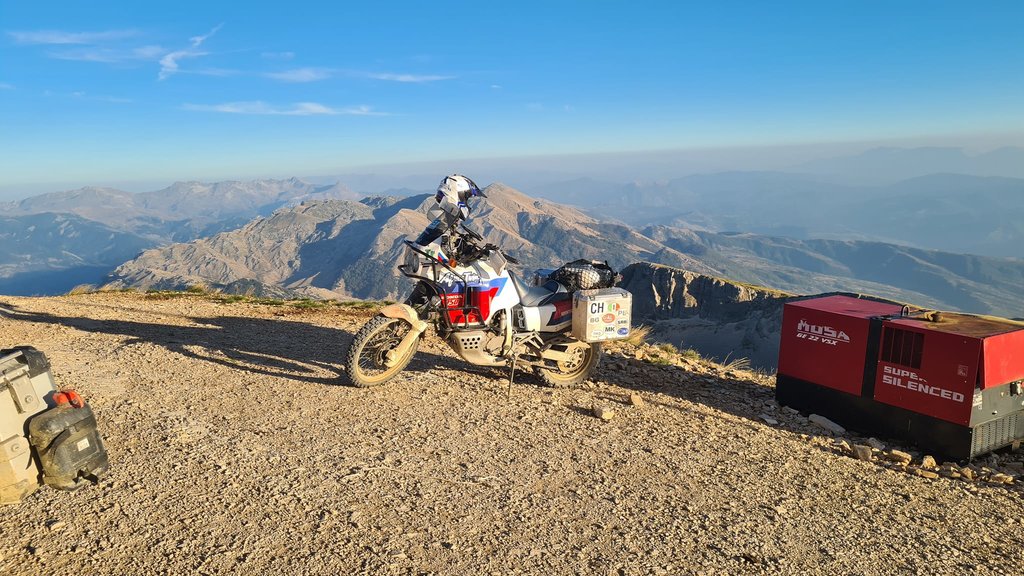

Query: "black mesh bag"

xmin=549 ymin=260 xmax=617 ymax=292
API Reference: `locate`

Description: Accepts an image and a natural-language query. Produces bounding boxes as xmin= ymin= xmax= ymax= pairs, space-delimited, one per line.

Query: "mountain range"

xmin=103 ymin=185 xmax=714 ymax=301
xmin=0 ymin=178 xmax=359 ymax=294
xmin=794 ymin=146 xmax=1024 ymax=183
xmin=103 ymin=183 xmax=1024 ymax=318
xmin=2 ymin=163 xmax=1023 ymax=319
xmin=526 ymin=171 xmax=1024 ymax=258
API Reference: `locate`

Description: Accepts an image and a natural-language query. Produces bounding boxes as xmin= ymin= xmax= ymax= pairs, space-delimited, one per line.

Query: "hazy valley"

xmin=2 ymin=148 xmax=1023 ymax=321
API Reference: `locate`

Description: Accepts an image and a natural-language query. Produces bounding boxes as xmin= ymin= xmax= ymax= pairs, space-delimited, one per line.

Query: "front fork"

xmin=379 ymin=303 xmax=429 ymax=367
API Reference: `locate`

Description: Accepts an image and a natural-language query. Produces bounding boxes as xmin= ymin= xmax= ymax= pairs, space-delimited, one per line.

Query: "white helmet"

xmin=433 ymin=174 xmax=485 ymax=221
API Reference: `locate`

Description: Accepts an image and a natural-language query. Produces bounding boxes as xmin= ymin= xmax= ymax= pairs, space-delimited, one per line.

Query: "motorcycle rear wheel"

xmin=538 ymin=342 xmax=602 ymax=388
xmin=345 ymin=315 xmax=420 ymax=387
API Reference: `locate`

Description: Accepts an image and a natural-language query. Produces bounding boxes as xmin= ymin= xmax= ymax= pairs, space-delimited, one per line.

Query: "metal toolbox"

xmin=1 ymin=347 xmax=58 ymax=505
xmin=571 ymin=287 xmax=632 ymax=343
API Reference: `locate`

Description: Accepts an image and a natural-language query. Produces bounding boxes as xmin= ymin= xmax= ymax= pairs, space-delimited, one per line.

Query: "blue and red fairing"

xmin=548 ymin=299 xmax=573 ymax=325
xmin=444 ymin=277 xmax=508 ymax=324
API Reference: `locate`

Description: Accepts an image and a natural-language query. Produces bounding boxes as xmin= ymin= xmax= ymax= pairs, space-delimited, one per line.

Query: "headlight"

xmin=403 ymin=245 xmax=420 ymax=273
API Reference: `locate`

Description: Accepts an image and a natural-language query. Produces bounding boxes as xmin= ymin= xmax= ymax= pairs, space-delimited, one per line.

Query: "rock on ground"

xmin=808 ymin=414 xmax=846 ymax=435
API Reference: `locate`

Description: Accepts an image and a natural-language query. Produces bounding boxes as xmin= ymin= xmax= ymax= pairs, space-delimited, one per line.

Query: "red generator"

xmin=776 ymin=294 xmax=1024 ymax=460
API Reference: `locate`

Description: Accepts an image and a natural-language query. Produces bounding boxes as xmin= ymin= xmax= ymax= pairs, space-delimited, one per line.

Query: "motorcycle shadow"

xmin=2 ymin=303 xmax=354 ymax=385
xmin=1 ymin=301 xmax=494 ymax=387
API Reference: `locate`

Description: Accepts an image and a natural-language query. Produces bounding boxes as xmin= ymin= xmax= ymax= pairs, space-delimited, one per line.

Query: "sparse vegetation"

xmin=199 ymin=292 xmax=386 ymax=310
xmin=722 ymin=355 xmax=752 ymax=372
xmin=144 ymin=290 xmax=193 ymax=300
xmin=255 ymin=298 xmax=287 ymax=306
xmin=648 ymin=342 xmax=702 ymax=365
xmin=290 ymin=298 xmax=328 ymax=309
xmin=214 ymin=294 xmax=247 ymax=303
xmin=678 ymin=347 xmax=701 ymax=361
xmin=336 ymin=300 xmax=382 ymax=310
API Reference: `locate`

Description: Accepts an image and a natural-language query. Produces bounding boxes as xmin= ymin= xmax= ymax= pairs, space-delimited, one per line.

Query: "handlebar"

xmin=407 ymin=222 xmax=520 ymax=268
xmin=460 ymin=223 xmax=484 ymax=242
xmin=455 ymin=225 xmax=519 ymax=264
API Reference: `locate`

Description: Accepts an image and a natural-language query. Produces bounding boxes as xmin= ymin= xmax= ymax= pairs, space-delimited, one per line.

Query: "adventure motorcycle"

xmin=343 ymin=223 xmax=623 ymax=388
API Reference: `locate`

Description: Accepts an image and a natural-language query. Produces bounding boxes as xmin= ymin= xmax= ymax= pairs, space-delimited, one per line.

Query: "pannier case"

xmin=572 ymin=288 xmax=632 ymax=343
xmin=1 ymin=347 xmax=57 ymax=504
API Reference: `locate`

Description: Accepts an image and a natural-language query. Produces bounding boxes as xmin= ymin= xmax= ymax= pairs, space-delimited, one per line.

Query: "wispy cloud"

xmin=182 ymin=101 xmax=386 ymax=116
xmin=7 ymin=29 xmax=138 ymax=45
xmin=0 ymin=82 xmax=13 ymax=90
xmin=12 ymin=25 xmax=227 ymax=81
xmin=263 ymin=68 xmax=454 ymax=84
xmin=364 ymin=72 xmax=454 ymax=83
xmin=49 ymin=44 xmax=164 ymax=63
xmin=189 ymin=23 xmax=222 ymax=48
xmin=159 ymin=50 xmax=205 ymax=80
xmin=265 ymin=67 xmax=332 ymax=83
xmin=159 ymin=24 xmax=222 ymax=80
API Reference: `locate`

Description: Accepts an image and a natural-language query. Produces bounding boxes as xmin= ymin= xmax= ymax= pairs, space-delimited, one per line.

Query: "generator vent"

xmin=881 ymin=328 xmax=925 ymax=369
xmin=971 ymin=413 xmax=1020 ymax=456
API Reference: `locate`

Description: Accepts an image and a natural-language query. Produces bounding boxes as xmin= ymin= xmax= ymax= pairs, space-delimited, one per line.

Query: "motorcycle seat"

xmin=510 ymin=272 xmax=571 ymax=307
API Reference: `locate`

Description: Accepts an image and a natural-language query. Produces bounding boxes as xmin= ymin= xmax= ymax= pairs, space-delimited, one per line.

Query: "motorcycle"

xmin=344 ymin=222 xmax=618 ymax=388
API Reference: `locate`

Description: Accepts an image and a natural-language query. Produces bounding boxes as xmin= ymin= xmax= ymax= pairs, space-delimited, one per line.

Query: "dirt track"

xmin=1 ymin=293 xmax=1022 ymax=575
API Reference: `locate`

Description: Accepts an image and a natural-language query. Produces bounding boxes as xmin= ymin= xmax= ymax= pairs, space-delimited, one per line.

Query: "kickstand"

xmin=507 ymin=354 xmax=518 ymax=399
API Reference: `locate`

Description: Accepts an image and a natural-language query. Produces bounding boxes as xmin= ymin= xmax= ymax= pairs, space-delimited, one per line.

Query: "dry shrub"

xmin=624 ymin=325 xmax=651 ymax=346
xmin=67 ymin=284 xmax=96 ymax=296
xmin=722 ymin=355 xmax=751 ymax=372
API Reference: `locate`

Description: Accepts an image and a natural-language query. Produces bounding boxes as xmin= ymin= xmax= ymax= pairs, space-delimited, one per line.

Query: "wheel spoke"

xmin=354 ymin=319 xmax=411 ymax=378
xmin=556 ymin=346 xmax=586 ymax=373
xmin=539 ymin=342 xmax=601 ymax=388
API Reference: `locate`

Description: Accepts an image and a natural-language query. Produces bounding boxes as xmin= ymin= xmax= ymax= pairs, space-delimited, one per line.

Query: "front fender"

xmin=379 ymin=303 xmax=429 ymax=335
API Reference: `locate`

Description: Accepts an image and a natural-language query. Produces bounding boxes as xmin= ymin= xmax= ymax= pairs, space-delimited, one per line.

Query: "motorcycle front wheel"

xmin=538 ymin=342 xmax=602 ymax=388
xmin=344 ymin=315 xmax=420 ymax=387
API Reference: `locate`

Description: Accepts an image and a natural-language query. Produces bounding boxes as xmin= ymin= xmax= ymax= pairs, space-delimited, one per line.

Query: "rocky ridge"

xmin=104 ymin=185 xmax=715 ymax=301
xmin=619 ymin=262 xmax=792 ymax=369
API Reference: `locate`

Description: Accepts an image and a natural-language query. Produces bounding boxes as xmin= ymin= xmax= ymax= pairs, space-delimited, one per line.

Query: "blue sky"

xmin=1 ymin=1 xmax=1022 ymax=192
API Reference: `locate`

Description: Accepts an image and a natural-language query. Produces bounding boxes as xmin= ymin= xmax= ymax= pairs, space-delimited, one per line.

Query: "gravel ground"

xmin=1 ymin=292 xmax=1022 ymax=575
